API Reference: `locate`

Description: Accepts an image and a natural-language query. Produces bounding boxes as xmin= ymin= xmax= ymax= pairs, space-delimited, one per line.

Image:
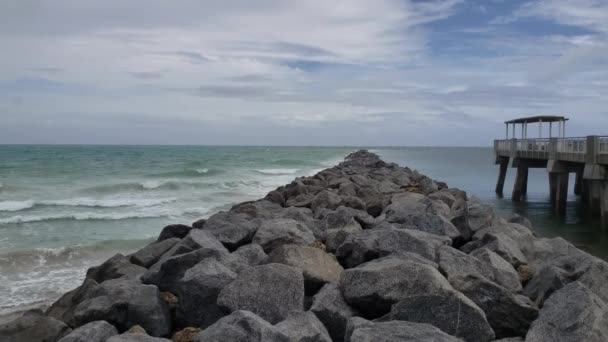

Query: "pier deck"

xmin=493 ymin=116 xmax=608 ymax=223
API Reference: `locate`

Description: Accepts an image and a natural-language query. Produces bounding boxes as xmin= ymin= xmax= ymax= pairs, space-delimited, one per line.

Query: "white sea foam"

xmin=0 ymin=206 xmax=206 ymax=224
xmin=196 ymin=168 xmax=209 ymax=174
xmin=0 ymin=200 xmax=35 ymax=212
xmin=39 ymin=197 xmax=177 ymax=208
xmin=0 ymin=197 xmax=177 ymax=212
xmin=253 ymin=168 xmax=299 ymax=175
xmin=141 ymin=180 xmax=165 ymax=189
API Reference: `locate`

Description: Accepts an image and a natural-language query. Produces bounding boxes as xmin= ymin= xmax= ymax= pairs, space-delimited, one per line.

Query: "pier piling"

xmin=512 ymin=165 xmax=528 ymax=202
xmin=495 ymin=157 xmax=509 ymax=195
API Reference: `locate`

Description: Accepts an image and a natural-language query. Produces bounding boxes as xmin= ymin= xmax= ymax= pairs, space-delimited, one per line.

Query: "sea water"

xmin=1 ymin=145 xmax=606 ymax=316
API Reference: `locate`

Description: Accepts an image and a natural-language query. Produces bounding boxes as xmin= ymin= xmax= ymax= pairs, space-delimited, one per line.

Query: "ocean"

xmin=1 ymin=145 xmax=606 ymax=317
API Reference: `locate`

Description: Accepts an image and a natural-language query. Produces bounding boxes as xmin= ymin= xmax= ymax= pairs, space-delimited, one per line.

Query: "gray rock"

xmin=522 ymin=265 xmax=571 ymax=307
xmin=577 ymin=258 xmax=608 ymax=303
xmin=203 ymin=212 xmax=259 ymax=250
xmin=142 ymin=247 xmax=231 ymax=290
xmin=450 ymin=274 xmax=538 ymax=338
xmin=181 ymin=228 xmax=229 ymax=252
xmin=336 ymin=227 xmax=451 ymax=268
xmin=339 ymin=257 xmax=454 ymax=318
xmin=275 ymin=311 xmax=332 ymax=342
xmin=324 ymin=224 xmax=362 ymax=254
xmin=285 ymin=193 xmax=314 ymax=208
xmin=470 ymin=248 xmax=522 ymax=292
xmin=130 ymin=238 xmax=180 ymax=268
xmin=72 ymin=278 xmax=171 ymax=337
xmin=345 ymin=317 xmax=463 ymax=342
xmin=194 ymin=310 xmax=289 ymax=342
xmin=0 ymin=310 xmax=72 ymax=342
xmin=356 ymin=187 xmax=387 ymax=217
xmin=232 ymin=243 xmax=268 ymax=266
xmin=174 ymin=258 xmax=237 ymax=328
xmin=157 ymin=224 xmax=192 ymax=241
xmin=86 ymin=254 xmax=147 ymax=283
xmin=504 ymin=213 xmax=532 ymax=229
xmin=310 ymin=283 xmax=359 ymax=342
xmin=107 ymin=333 xmax=171 ymax=342
xmin=277 ymin=207 xmax=322 ymax=238
xmin=58 ymin=320 xmax=118 ymax=342
xmin=230 ymin=200 xmax=282 ymax=219
xmin=267 ymin=244 xmax=343 ymax=294
xmin=311 ymin=190 xmax=343 ymax=213
xmin=525 ymin=282 xmax=608 ymax=342
xmin=477 ymin=233 xmax=528 ymax=268
xmin=494 ymin=338 xmax=523 ymax=342
xmin=252 ymin=218 xmax=315 ymax=253
xmin=467 ymin=198 xmax=496 ymax=232
xmin=382 ymin=291 xmax=495 ymax=342
xmin=217 ymin=263 xmax=305 ymax=324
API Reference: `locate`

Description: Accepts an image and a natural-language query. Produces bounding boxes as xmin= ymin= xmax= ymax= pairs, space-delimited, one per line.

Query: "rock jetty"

xmin=1 ymin=150 xmax=607 ymax=342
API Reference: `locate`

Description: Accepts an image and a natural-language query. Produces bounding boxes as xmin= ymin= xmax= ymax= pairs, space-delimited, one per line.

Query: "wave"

xmin=0 ymin=200 xmax=35 ymax=212
xmin=0 ymin=197 xmax=177 ymax=212
xmin=253 ymin=168 xmax=299 ymax=175
xmin=145 ymin=168 xmax=221 ymax=178
xmin=0 ymin=207 xmax=207 ymax=225
xmin=82 ymin=179 xmax=265 ymax=194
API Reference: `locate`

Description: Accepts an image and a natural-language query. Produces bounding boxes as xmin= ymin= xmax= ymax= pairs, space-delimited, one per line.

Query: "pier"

xmin=493 ymin=116 xmax=608 ymax=223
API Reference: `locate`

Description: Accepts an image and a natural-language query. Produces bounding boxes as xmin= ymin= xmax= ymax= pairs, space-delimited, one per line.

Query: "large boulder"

xmin=202 ymin=212 xmax=259 ymax=250
xmin=339 ymin=257 xmax=454 ymax=318
xmin=311 ymin=190 xmax=343 ymax=213
xmin=526 ymin=281 xmax=608 ymax=342
xmin=173 ymin=258 xmax=237 ymax=328
xmin=107 ymin=333 xmax=171 ymax=342
xmin=58 ymin=320 xmax=118 ymax=342
xmin=130 ymin=238 xmax=180 ymax=268
xmin=252 ymin=218 xmax=315 ymax=253
xmin=267 ymin=244 xmax=343 ymax=294
xmin=345 ymin=317 xmax=463 ymax=342
xmin=577 ymin=258 xmax=608 ymax=303
xmin=275 ymin=311 xmax=332 ymax=342
xmin=470 ymin=248 xmax=522 ymax=292
xmin=467 ymin=198 xmax=496 ymax=232
xmin=382 ymin=290 xmax=495 ymax=342
xmin=71 ymin=278 xmax=171 ymax=337
xmin=86 ymin=254 xmax=147 ymax=283
xmin=336 ymin=227 xmax=451 ymax=268
xmin=157 ymin=224 xmax=192 ymax=241
xmin=194 ymin=310 xmax=288 ymax=342
xmin=310 ymin=283 xmax=359 ymax=342
xmin=438 ymin=246 xmax=521 ymax=292
xmin=231 ymin=243 xmax=268 ymax=267
xmin=217 ymin=263 xmax=305 ymax=324
xmin=382 ymin=194 xmax=461 ymax=240
xmin=522 ymin=265 xmax=571 ymax=307
xmin=0 ymin=310 xmax=72 ymax=342
xmin=142 ymin=247 xmax=231 ymax=290
xmin=450 ymin=274 xmax=537 ymax=338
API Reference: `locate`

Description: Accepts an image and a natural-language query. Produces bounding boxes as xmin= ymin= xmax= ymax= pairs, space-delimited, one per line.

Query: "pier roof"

xmin=505 ymin=116 xmax=568 ymax=124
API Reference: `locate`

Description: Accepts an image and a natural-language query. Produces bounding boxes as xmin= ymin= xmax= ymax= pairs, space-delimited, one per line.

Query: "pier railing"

xmin=495 ymin=136 xmax=608 ymax=165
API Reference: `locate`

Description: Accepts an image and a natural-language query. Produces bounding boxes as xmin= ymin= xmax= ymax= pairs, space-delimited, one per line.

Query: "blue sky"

xmin=0 ymin=0 xmax=607 ymax=145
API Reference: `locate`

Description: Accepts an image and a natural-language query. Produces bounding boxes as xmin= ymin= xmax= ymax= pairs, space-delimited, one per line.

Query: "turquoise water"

xmin=1 ymin=145 xmax=606 ymax=315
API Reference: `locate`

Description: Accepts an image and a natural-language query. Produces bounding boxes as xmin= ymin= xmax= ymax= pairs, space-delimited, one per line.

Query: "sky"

xmin=0 ymin=0 xmax=607 ymax=146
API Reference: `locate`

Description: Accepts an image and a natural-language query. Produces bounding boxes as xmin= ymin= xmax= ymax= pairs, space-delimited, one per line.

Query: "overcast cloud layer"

xmin=1 ymin=0 xmax=607 ymax=145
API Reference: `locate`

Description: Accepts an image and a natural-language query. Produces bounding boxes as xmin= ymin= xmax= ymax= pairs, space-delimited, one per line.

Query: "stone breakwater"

xmin=1 ymin=150 xmax=608 ymax=342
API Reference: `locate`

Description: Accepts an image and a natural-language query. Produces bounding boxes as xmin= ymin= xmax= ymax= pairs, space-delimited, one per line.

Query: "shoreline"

xmin=2 ymin=150 xmax=607 ymax=341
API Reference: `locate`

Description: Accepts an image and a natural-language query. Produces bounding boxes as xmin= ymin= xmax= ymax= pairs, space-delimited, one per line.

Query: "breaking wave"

xmin=253 ymin=168 xmax=299 ymax=175
xmin=0 ymin=197 xmax=177 ymax=212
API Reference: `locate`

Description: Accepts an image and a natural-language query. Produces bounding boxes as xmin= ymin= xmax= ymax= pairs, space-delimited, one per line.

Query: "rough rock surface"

xmin=275 ymin=311 xmax=332 ymax=342
xmin=525 ymin=281 xmax=608 ymax=342
xmin=217 ymin=263 xmax=305 ymax=324
xmin=194 ymin=310 xmax=288 ymax=342
xmin=0 ymin=309 xmax=72 ymax=342
xmin=57 ymin=320 xmax=118 ymax=342
xmin=382 ymin=291 xmax=495 ymax=342
xmin=252 ymin=218 xmax=315 ymax=253
xmin=450 ymin=274 xmax=537 ymax=338
xmin=339 ymin=257 xmax=454 ymax=318
xmin=266 ymin=244 xmax=343 ymax=294
xmin=310 ymin=283 xmax=358 ymax=342
xmin=345 ymin=317 xmax=463 ymax=342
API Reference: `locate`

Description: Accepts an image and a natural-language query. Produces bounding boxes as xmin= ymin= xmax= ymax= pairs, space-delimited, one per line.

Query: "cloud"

xmin=0 ymin=0 xmax=606 ymax=145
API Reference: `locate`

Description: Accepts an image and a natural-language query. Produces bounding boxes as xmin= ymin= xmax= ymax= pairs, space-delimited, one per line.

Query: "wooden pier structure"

xmin=494 ymin=116 xmax=608 ymax=222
